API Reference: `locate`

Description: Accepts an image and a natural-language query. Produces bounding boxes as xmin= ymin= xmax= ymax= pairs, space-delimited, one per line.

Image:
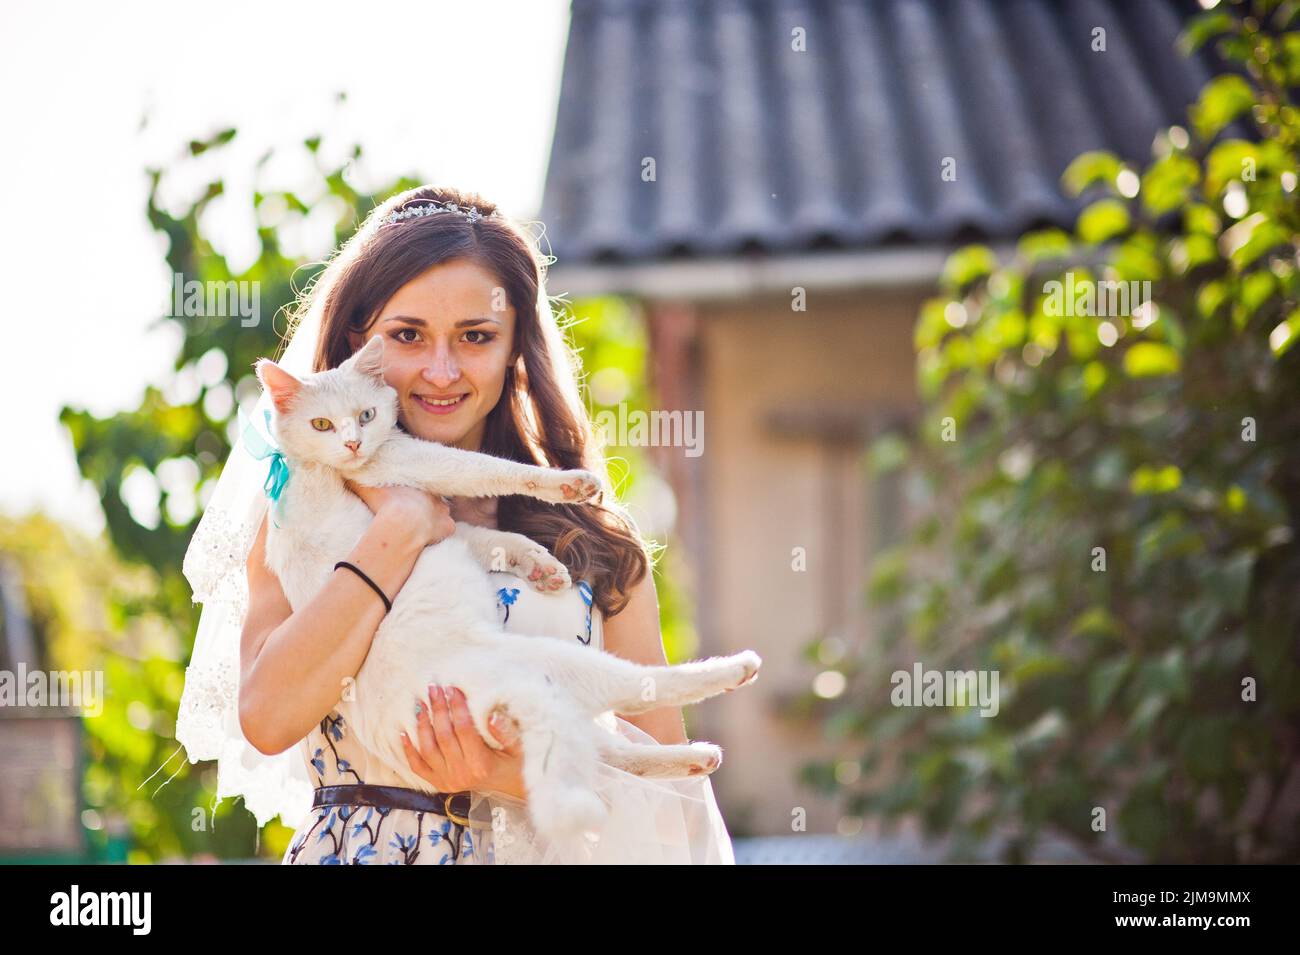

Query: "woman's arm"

xmin=238 ymin=490 xmax=451 ymax=755
xmin=602 ymin=571 xmax=689 ymax=746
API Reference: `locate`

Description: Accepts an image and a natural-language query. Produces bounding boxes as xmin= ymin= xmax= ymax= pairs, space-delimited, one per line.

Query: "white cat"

xmin=254 ymin=334 xmax=762 ymax=843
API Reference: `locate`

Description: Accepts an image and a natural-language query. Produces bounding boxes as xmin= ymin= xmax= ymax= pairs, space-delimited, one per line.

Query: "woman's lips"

xmin=413 ymin=393 xmax=469 ymax=416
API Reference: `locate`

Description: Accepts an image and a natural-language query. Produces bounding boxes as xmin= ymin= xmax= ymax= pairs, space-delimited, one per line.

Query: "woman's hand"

xmin=344 ymin=481 xmax=456 ymax=548
xmin=400 ymin=685 xmax=527 ymax=800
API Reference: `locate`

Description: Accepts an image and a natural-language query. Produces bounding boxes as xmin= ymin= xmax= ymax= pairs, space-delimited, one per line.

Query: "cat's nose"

xmin=345 ymin=439 xmax=360 ymax=453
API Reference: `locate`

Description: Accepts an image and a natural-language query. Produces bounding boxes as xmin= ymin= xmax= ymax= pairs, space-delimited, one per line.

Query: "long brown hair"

xmin=291 ymin=184 xmax=649 ymax=616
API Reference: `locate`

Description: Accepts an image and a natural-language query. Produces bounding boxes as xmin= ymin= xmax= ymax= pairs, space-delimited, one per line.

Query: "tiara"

xmin=384 ymin=200 xmax=497 ymax=225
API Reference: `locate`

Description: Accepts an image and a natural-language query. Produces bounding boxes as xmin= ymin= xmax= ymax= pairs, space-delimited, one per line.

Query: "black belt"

xmin=313 ymin=784 xmax=473 ymax=826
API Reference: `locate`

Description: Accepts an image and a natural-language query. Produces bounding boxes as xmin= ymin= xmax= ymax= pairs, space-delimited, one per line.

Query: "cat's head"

xmin=254 ymin=334 xmax=399 ymax=469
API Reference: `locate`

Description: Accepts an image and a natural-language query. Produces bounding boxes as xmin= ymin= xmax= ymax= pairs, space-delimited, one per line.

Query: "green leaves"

xmin=1203 ymin=549 xmax=1255 ymax=616
xmin=1077 ymin=199 xmax=1131 ymax=243
xmin=1226 ymin=217 xmax=1291 ymax=270
xmin=1062 ymin=150 xmax=1123 ymax=196
xmin=187 ymin=127 xmax=236 ymax=156
xmin=1016 ymin=228 xmax=1074 ymax=264
xmin=1190 ymin=75 xmax=1255 ymax=141
xmin=1089 ymin=655 xmax=1132 ymax=718
xmin=1130 ymin=463 xmax=1183 ymax=494
xmin=1270 ymin=308 xmax=1300 ymax=356
xmin=941 ymin=244 xmax=1000 ymax=293
xmin=1177 ymin=11 xmax=1237 ymax=55
xmin=1123 ymin=342 xmax=1181 ymax=377
xmin=1141 ymin=154 xmax=1200 ymax=216
xmin=1204 ymin=140 xmax=1258 ymax=197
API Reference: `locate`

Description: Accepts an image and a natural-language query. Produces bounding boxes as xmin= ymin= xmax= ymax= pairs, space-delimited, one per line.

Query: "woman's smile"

xmin=412 ymin=391 xmax=470 ymax=415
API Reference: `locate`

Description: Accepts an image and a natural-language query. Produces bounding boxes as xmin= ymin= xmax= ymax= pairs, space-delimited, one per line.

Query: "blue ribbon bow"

xmin=240 ymin=408 xmax=291 ymax=526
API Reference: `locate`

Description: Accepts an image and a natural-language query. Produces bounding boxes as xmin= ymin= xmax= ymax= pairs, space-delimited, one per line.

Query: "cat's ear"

xmin=255 ymin=359 xmax=302 ymax=414
xmin=343 ymin=334 xmax=386 ymax=381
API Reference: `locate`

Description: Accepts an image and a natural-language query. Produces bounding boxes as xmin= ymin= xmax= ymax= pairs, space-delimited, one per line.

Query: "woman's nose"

xmin=421 ymin=343 xmax=461 ymax=386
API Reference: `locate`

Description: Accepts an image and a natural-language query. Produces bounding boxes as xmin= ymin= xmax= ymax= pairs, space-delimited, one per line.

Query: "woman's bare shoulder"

xmin=246 ymin=513 xmax=287 ymax=600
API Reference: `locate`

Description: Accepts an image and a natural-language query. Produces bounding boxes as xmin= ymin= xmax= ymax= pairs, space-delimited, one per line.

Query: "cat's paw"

xmin=685 ymin=743 xmax=723 ymax=776
xmin=722 ymin=651 xmax=762 ymax=692
xmin=558 ymin=470 xmax=602 ymax=503
xmin=522 ymin=469 xmax=602 ymax=505
xmin=511 ymin=545 xmax=572 ymax=593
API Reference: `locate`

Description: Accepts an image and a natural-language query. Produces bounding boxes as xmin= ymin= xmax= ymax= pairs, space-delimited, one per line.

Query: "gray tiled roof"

xmin=539 ymin=0 xmax=1221 ymax=264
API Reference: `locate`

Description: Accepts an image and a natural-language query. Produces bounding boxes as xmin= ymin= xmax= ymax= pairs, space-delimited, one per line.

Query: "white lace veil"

xmin=173 ymin=256 xmax=323 ymax=830
xmin=173 ymin=187 xmax=737 ymax=863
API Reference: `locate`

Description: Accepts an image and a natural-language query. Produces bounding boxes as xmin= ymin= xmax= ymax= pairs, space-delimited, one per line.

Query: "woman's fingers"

xmin=412 ymin=700 xmax=448 ymax=779
xmin=445 ymin=687 xmax=495 ymax=779
xmin=406 ymin=685 xmax=521 ymax=791
xmin=426 ymin=684 xmax=467 ymax=769
xmin=400 ymin=725 xmax=437 ymax=783
xmin=488 ymin=710 xmax=520 ymax=750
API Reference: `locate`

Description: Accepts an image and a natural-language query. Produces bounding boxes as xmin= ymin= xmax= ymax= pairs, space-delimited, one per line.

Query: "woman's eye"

xmin=311 ymin=418 xmax=333 ymax=432
xmin=390 ymin=327 xmax=493 ymax=345
xmin=359 ymin=407 xmax=375 ymax=424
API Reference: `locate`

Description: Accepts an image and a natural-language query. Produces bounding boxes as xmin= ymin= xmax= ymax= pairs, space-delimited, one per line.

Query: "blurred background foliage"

xmin=38 ymin=120 xmax=685 ymax=860
xmin=810 ymin=0 xmax=1300 ymax=863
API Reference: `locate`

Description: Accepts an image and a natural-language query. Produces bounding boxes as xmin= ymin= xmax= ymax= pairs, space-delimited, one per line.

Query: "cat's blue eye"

xmin=311 ymin=418 xmax=333 ymax=432
xmin=359 ymin=407 xmax=375 ymax=424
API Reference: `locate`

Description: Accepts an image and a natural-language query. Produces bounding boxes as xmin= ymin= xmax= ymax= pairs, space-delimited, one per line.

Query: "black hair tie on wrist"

xmin=334 ymin=561 xmax=392 ymax=614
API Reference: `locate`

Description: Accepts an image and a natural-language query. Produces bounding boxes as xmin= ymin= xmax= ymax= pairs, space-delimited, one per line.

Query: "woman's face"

xmin=351 ymin=258 xmax=516 ymax=452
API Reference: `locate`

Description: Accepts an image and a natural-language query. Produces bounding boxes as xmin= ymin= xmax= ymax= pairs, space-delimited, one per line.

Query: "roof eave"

xmin=544 ymin=243 xmax=1019 ymax=302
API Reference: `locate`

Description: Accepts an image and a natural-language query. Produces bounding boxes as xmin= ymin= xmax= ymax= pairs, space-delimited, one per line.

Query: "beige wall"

xmin=684 ymin=286 xmax=926 ymax=836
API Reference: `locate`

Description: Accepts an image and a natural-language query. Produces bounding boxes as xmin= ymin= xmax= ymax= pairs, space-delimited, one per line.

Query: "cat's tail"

xmin=500 ymin=692 xmax=609 ymax=844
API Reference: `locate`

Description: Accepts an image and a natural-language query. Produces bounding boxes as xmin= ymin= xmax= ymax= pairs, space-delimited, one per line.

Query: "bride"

xmin=175 ymin=184 xmax=735 ymax=863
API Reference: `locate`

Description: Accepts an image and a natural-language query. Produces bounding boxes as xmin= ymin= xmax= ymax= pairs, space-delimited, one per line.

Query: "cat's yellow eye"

xmin=311 ymin=418 xmax=333 ymax=432
xmin=359 ymin=407 xmax=375 ymax=424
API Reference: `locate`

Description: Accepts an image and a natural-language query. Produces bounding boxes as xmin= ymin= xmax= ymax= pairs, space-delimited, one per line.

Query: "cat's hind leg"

xmin=593 ymin=724 xmax=723 ymax=778
xmin=509 ymin=638 xmax=762 ymax=716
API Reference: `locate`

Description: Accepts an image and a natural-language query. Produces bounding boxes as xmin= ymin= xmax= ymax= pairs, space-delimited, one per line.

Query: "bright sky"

xmin=0 ymin=0 xmax=571 ymax=534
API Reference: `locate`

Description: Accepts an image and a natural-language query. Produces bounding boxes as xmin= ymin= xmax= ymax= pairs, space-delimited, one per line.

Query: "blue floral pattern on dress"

xmin=497 ymin=586 xmax=520 ymax=624
xmin=282 ymin=707 xmax=485 ymax=865
xmin=282 ymin=575 xmax=598 ymax=865
xmin=577 ymin=580 xmax=594 ymax=645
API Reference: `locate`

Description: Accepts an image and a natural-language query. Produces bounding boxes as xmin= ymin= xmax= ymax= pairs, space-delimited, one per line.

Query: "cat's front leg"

xmin=355 ymin=436 xmax=602 ymax=506
xmin=453 ymin=523 xmax=572 ymax=592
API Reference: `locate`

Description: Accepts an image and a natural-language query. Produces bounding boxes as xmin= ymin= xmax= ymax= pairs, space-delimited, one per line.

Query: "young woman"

xmin=183 ymin=184 xmax=733 ymax=864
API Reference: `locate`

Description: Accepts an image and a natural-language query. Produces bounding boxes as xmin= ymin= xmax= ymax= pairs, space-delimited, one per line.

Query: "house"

xmin=539 ymin=0 xmax=1221 ymax=837
xmin=0 ymin=556 xmax=87 ymax=861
